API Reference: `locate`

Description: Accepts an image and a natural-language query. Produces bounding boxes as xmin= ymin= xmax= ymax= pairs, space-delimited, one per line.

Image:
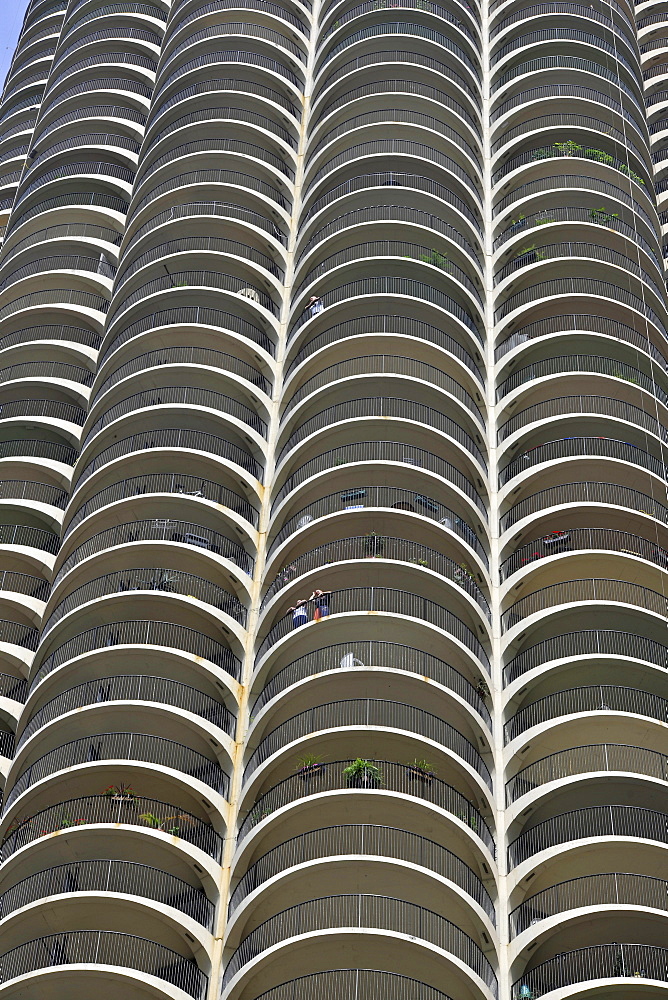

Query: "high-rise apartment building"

xmin=0 ymin=0 xmax=665 ymax=994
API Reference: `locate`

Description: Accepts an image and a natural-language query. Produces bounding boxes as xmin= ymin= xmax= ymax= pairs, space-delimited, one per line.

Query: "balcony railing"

xmin=0 ymin=858 xmax=214 ymax=927
xmin=0 ymin=438 xmax=76 ymax=465
xmin=171 ymin=0 xmax=307 ymax=38
xmin=256 ymin=587 xmax=490 ymax=668
xmin=497 ymin=354 xmax=666 ymax=402
xmin=0 ymin=672 xmax=27 ymax=701
xmin=16 ymin=161 xmax=135 ymax=207
xmin=4 ymin=731 xmax=231 ymax=811
xmin=0 ymin=287 xmax=110 ymax=322
xmin=276 ymin=397 xmax=486 ymax=469
xmin=63 ymin=472 xmax=259 ymax=539
xmin=502 ymin=578 xmax=667 ymax=631
xmin=500 ymin=481 xmax=668 ymax=532
xmin=72 ymin=427 xmax=261 ymax=490
xmin=230 ymin=824 xmax=494 ymax=918
xmin=252 ymin=971 xmax=458 ymax=1000
xmin=6 ymin=193 xmax=130 ymax=236
xmin=115 ymin=235 xmax=282 ymax=290
xmin=53 ymin=519 xmax=253 ymax=586
xmin=267 ymin=486 xmax=486 ymax=562
xmin=508 ymin=804 xmax=668 ymax=867
xmin=506 ymin=743 xmax=668 ymax=804
xmin=123 ymin=199 xmax=288 ymax=248
xmin=0 ymin=357 xmax=93 ymax=384
xmin=21 ymin=674 xmax=236 ymax=747
xmin=128 ymin=166 xmax=288 ymax=221
xmin=492 ymin=52 xmax=639 ymax=97
xmin=0 ymin=619 xmax=39 ymax=650
xmin=44 ymin=566 xmax=247 ymax=635
xmin=492 ymin=144 xmax=648 ymax=189
xmin=262 ymin=536 xmax=490 ymax=614
xmin=0 ymin=570 xmax=48 ymax=600
xmin=512 ymin=944 xmax=668 ymax=998
xmin=0 ymin=523 xmax=58 ymax=553
xmin=1 ymin=793 xmax=223 ymax=860
xmin=0 ymin=222 xmax=123 ymax=262
xmin=31 ymin=620 xmax=241 ymax=689
xmin=223 ymin=894 xmax=497 ymax=992
xmin=252 ymin=640 xmax=490 ymax=724
xmin=505 ymin=685 xmax=668 ymax=742
xmin=160 ymin=21 xmax=305 ymax=71
xmin=286 ymin=313 xmax=484 ymax=383
xmin=0 ymin=730 xmax=15 ymax=757
xmin=491 ymin=0 xmax=634 ymax=40
xmin=493 ymin=207 xmax=658 ymax=259
xmin=82 ymin=384 xmax=268 ymax=444
xmin=148 ymin=104 xmax=298 ymax=150
xmin=501 ymin=526 xmax=668 ymax=579
xmin=499 ymin=437 xmax=667 ymax=486
xmin=136 ymin=136 xmax=294 ymax=194
xmin=244 ymin=698 xmax=491 ymax=785
xmin=510 ymin=872 xmax=668 ymax=937
xmin=153 ymin=48 xmax=301 ymax=103
xmin=0 ymin=931 xmax=205 ymax=997
xmin=272 ymin=440 xmax=486 ymax=514
xmin=0 ymin=398 xmax=86 ymax=425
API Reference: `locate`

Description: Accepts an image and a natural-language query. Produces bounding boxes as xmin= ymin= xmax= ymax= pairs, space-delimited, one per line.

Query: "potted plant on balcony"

xmin=406 ymin=758 xmax=436 ymax=782
xmin=296 ymin=753 xmax=325 ymax=780
xmin=589 ymin=206 xmax=619 ymax=226
xmin=515 ymin=244 xmax=545 ymax=265
xmin=103 ymin=784 xmax=136 ymax=803
xmin=535 ymin=214 xmax=556 ymax=226
xmin=420 ymin=249 xmax=450 ymax=270
xmin=343 ymin=758 xmax=382 ymax=788
xmin=508 ymin=214 xmax=525 ymax=233
xmin=139 ymin=812 xmax=189 ymax=836
xmin=363 ymin=531 xmax=385 ymax=557
xmin=553 ymin=140 xmax=582 ymax=156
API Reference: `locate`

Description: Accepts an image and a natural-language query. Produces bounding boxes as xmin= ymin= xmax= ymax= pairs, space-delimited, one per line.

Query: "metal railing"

xmin=0 ymin=320 xmax=100 ymax=349
xmin=171 ymin=0 xmax=307 ymax=34
xmin=276 ymin=397 xmax=486 ymax=468
xmin=0 ymin=223 xmax=122 ymax=263
xmin=63 ymin=471 xmax=258 ymax=538
xmin=267 ymin=487 xmax=486 ymax=562
xmin=283 ymin=355 xmax=483 ymax=420
xmin=16 ymin=160 xmax=135 ymax=206
xmin=491 ymin=51 xmax=639 ymax=98
xmin=0 ymin=730 xmax=15 ymax=757
xmin=499 ymin=437 xmax=667 ymax=486
xmin=4 ymin=731 xmax=230 ymax=811
xmin=0 ymin=438 xmax=76 ymax=465
xmin=72 ymin=426 xmax=261 ymax=490
xmin=148 ymin=104 xmax=297 ymax=150
xmin=491 ymin=0 xmax=634 ymax=39
xmin=506 ymin=744 xmax=668 ymax=804
xmin=505 ymin=685 xmax=668 ymax=742
xmin=123 ymin=199 xmax=287 ymax=248
xmin=0 ymin=570 xmax=48 ymax=600
xmin=115 ymin=235 xmax=281 ymax=290
xmin=152 ymin=48 xmax=301 ymax=100
xmin=53 ymin=518 xmax=253 ymax=586
xmin=493 ymin=206 xmax=658 ymax=260
xmin=223 ymin=894 xmax=497 ymax=992
xmin=0 ymin=358 xmax=93 ymax=384
xmin=500 ymin=481 xmax=668 ymax=532
xmin=43 ymin=566 xmax=247 ymax=635
xmin=497 ymin=354 xmax=666 ymax=401
xmin=20 ymin=674 xmax=235 ymax=746
xmin=322 ymin=0 xmax=479 ymax=38
xmin=508 ymin=804 xmax=668 ymax=867
xmin=83 ymin=384 xmax=267 ymax=444
xmin=320 ymin=22 xmax=479 ymax=78
xmin=286 ymin=313 xmax=483 ymax=382
xmin=0 ymin=931 xmax=205 ymax=997
xmin=272 ymin=440 xmax=485 ymax=514
xmin=100 ymin=304 xmax=275 ymax=363
xmin=512 ymin=944 xmax=668 ymax=997
xmin=26 ymin=132 xmax=140 ymax=171
xmin=0 ymin=672 xmax=26 ymax=701
xmin=160 ymin=20 xmax=305 ymax=70
xmin=262 ymin=536 xmax=490 ymax=615
xmin=31 ymin=620 xmax=240 ymax=689
xmin=0 ymin=858 xmax=214 ymax=927
xmin=34 ymin=103 xmax=146 ymax=143
xmin=94 ymin=347 xmax=269 ymax=401
xmin=0 ymin=619 xmax=38 ymax=651
xmin=501 ymin=527 xmax=668 ymax=580
xmin=0 ymin=287 xmax=109 ymax=321
xmin=244 ymin=699 xmax=491 ymax=785
xmin=256 ymin=587 xmax=490 ymax=669
xmin=0 ymin=479 xmax=67 ymax=507
xmin=499 ymin=394 xmax=667 ymax=444
xmin=491 ymin=101 xmax=645 ymax=153
xmin=128 ymin=166 xmax=287 ymax=221
xmin=494 ymin=313 xmax=668 ymax=369
xmin=252 ymin=970 xmax=457 ymax=1000
xmin=294 ymin=239 xmax=482 ymax=302
xmin=301 ymin=170 xmax=482 ymax=232
xmin=316 ymin=76 xmax=480 ymax=132
xmin=251 ymin=640 xmax=490 ymax=724
xmin=0 ymin=523 xmax=58 ymax=554
xmin=6 ymin=193 xmax=129 ymax=236
xmin=502 ymin=578 xmax=667 ymax=630
xmin=230 ymin=824 xmax=494 ymax=919
xmin=0 ymin=398 xmax=86 ymax=425
xmin=504 ymin=629 xmax=668 ymax=686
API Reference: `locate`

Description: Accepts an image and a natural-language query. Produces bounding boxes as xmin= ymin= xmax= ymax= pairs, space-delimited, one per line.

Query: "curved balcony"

xmin=1 ymin=792 xmax=223 ymax=861
xmin=15 ymin=161 xmax=135 ymax=209
xmin=0 ymin=400 xmax=86 ymax=429
xmin=64 ymin=471 xmax=259 ymax=539
xmin=276 ymin=397 xmax=487 ymax=470
xmin=0 ymin=621 xmax=39 ymax=651
xmin=499 ymin=438 xmax=667 ymax=488
xmin=238 ymin=758 xmax=493 ymax=849
xmin=252 ymin=640 xmax=490 ymax=724
xmin=168 ymin=0 xmax=308 ymax=33
xmin=0 ymin=223 xmax=123 ymax=264
xmin=3 ymin=731 xmax=231 ymax=811
xmin=505 ymin=685 xmax=668 ymax=742
xmin=250 ymin=971 xmax=460 ymax=1000
xmin=510 ymin=872 xmax=668 ymax=937
xmin=496 ymin=354 xmax=667 ymax=401
xmin=230 ymin=824 xmax=494 ymax=920
xmin=147 ymin=77 xmax=301 ymax=134
xmin=493 ymin=207 xmax=659 ymax=260
xmin=502 ymin=578 xmax=667 ymax=632
xmin=0 ymin=288 xmax=110 ymax=324
xmin=0 ymin=571 xmax=49 ymax=601
xmin=245 ymin=699 xmax=490 ymax=786
xmin=72 ymin=427 xmax=262 ymax=491
xmin=0 ymin=358 xmax=93 ymax=385
xmin=6 ymin=193 xmax=130 ymax=238
xmin=0 ymin=931 xmax=205 ymax=998
xmin=508 ymin=804 xmax=668 ymax=868
xmin=0 ymin=730 xmax=16 ymax=758
xmin=256 ymin=587 xmax=490 ymax=670
xmin=272 ymin=440 xmax=487 ymax=516
xmin=32 ymin=105 xmax=147 ymax=147
xmin=506 ymin=744 xmax=668 ymax=805
xmin=53 ymin=518 xmax=253 ymax=585
xmin=31 ymin=620 xmax=240 ymax=690
xmin=262 ymin=536 xmax=489 ymax=614
xmin=268 ymin=487 xmax=486 ymax=563
xmin=145 ymin=104 xmax=298 ymax=156
xmin=222 ymin=894 xmax=497 ymax=994
xmin=21 ymin=673 xmax=235 ymax=748
xmin=122 ymin=200 xmax=288 ymax=249
xmin=491 ymin=141 xmax=649 ymax=191
xmin=500 ymin=482 xmax=668 ymax=533
xmin=0 ymin=524 xmax=59 ymax=555
xmin=512 ymin=944 xmax=668 ymax=998
xmin=0 ymin=674 xmax=27 ymax=703
xmin=0 ymin=858 xmax=214 ymax=927
xmin=0 ymin=439 xmax=77 ymax=466
xmin=500 ymin=527 xmax=668 ymax=580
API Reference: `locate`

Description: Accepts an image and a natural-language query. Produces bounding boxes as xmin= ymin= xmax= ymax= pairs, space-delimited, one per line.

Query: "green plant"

xmin=535 ymin=216 xmax=555 ymax=225
xmin=296 ymin=753 xmax=325 ymax=776
xmin=516 ymin=244 xmax=546 ymax=261
xmin=103 ymin=784 xmax=135 ymax=800
xmin=618 ymin=162 xmax=645 ymax=184
xmin=420 ymin=249 xmax=449 ymax=269
xmin=407 ymin=758 xmax=436 ymax=780
xmin=411 ymin=557 xmax=429 ymax=566
xmin=589 ymin=206 xmax=619 ymax=224
xmin=139 ymin=812 xmax=188 ymax=835
xmin=554 ymin=140 xmax=582 ymax=156
xmin=510 ymin=214 xmax=525 ymax=226
xmin=583 ymin=147 xmax=614 ymax=166
xmin=343 ymin=758 xmax=382 ymax=787
xmin=476 ymin=677 xmax=490 ymax=697
xmin=531 ymin=147 xmax=552 ymax=160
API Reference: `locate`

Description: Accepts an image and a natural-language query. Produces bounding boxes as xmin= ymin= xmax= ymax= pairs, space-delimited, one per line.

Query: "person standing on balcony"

xmin=310 ymin=589 xmax=331 ymax=619
xmin=289 ymin=599 xmax=309 ymax=627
